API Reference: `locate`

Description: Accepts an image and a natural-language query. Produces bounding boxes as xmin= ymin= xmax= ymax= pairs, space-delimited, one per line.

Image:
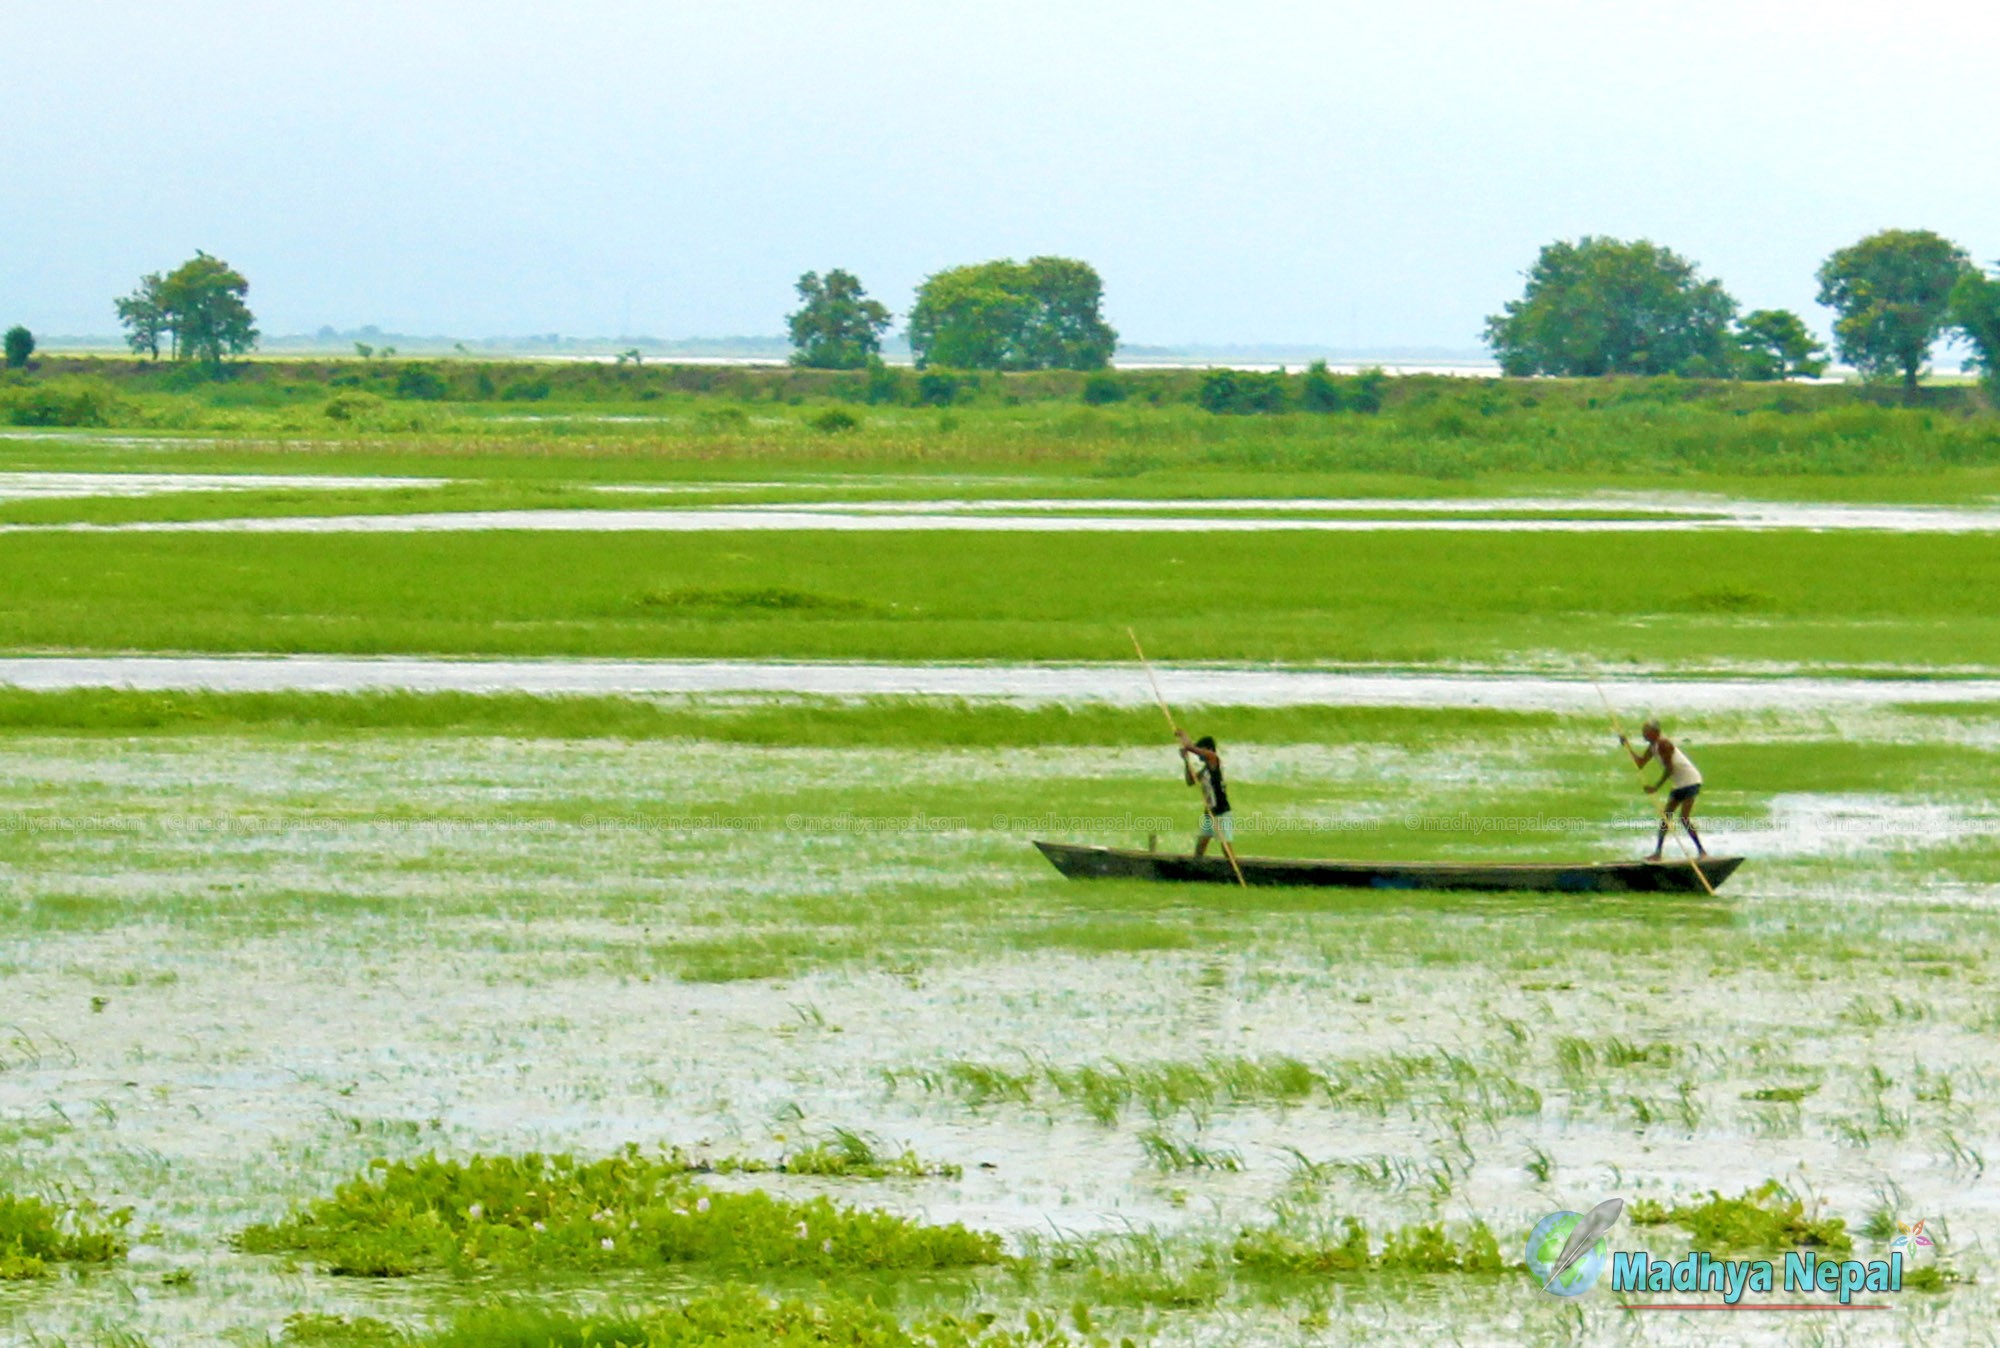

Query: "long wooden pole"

xmin=1129 ymin=628 xmax=1247 ymax=887
xmin=1588 ymin=674 xmax=1716 ymax=897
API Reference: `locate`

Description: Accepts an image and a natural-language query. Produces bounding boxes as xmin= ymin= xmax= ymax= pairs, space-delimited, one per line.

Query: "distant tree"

xmin=117 ymin=253 xmax=256 ymax=374
xmin=1484 ymin=237 xmax=1737 ymax=377
xmin=1300 ymin=360 xmax=1343 ymax=411
xmin=157 ymin=252 xmax=258 ymax=374
xmin=787 ymin=270 xmax=891 ymax=369
xmin=907 ymin=257 xmax=1117 ymax=371
xmin=394 ymin=364 xmax=448 ymax=400
xmin=115 ymin=274 xmax=168 ymax=360
xmin=1732 ymin=309 xmax=1827 ymax=381
xmin=1815 ymin=229 xmax=1970 ymax=396
xmin=3 ymin=326 xmax=32 ymax=369
xmin=1951 ymin=264 xmax=2000 ymax=397
xmin=1197 ymin=368 xmax=1290 ymax=415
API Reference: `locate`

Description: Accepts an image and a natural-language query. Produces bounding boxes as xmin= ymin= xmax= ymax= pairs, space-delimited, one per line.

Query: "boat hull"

xmin=1033 ymin=841 xmax=1741 ymax=894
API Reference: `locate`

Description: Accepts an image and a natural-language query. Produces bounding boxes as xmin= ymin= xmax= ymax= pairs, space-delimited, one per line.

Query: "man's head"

xmin=1641 ymin=718 xmax=1662 ymax=742
xmin=1195 ymin=736 xmax=1217 ymax=752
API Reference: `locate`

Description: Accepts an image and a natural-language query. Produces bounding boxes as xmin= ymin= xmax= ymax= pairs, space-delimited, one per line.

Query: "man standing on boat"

xmin=1175 ymin=729 xmax=1233 ymax=858
xmin=1622 ymin=718 xmax=1706 ymax=861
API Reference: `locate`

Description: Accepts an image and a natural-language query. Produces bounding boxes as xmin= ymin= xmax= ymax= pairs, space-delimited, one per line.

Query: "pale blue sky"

xmin=5 ymin=1 xmax=1995 ymax=346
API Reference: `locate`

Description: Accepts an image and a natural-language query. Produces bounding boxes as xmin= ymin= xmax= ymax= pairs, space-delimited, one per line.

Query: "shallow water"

xmin=0 ymin=721 xmax=1994 ymax=1343
xmin=13 ymin=489 xmax=2000 ymax=535
xmin=4 ymin=654 xmax=1998 ymax=710
xmin=22 ymin=501 xmax=2000 ymax=535
xmin=0 ymin=470 xmax=443 ymax=500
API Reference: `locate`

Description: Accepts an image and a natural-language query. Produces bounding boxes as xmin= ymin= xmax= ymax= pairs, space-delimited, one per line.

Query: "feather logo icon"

xmin=1527 ymin=1198 xmax=1623 ymax=1297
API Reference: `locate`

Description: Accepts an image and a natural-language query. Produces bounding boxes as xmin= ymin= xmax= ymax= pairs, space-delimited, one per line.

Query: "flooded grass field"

xmin=0 ymin=426 xmax=1995 ymax=1343
xmin=1 ymin=698 xmax=1995 ymax=1344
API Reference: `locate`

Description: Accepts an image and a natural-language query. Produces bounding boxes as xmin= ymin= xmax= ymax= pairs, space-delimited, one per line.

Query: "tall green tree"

xmin=2 ymin=325 xmax=32 ymax=369
xmin=907 ymin=257 xmax=1116 ymax=371
xmin=1732 ymin=309 xmax=1827 ymax=381
xmin=114 ymin=273 xmax=169 ymax=360
xmin=1948 ymin=264 xmax=2000 ymax=399
xmin=786 ymin=269 xmax=892 ymax=369
xmin=1815 ymin=229 xmax=1970 ymax=395
xmin=159 ymin=252 xmax=257 ymax=373
xmin=1484 ymin=237 xmax=1737 ymax=377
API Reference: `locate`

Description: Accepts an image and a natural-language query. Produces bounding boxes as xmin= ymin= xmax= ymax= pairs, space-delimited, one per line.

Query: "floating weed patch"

xmin=1030 ymin=1216 xmax=1508 ymax=1309
xmin=1628 ymin=1180 xmax=1851 ymax=1255
xmin=281 ymin=1313 xmax=403 ymax=1344
xmin=236 ymin=1150 xmax=1001 ymax=1278
xmin=0 ymin=1187 xmax=131 ymax=1279
xmin=411 ymin=1286 xmax=1127 ymax=1348
xmin=1233 ymin=1218 xmax=1506 ymax=1278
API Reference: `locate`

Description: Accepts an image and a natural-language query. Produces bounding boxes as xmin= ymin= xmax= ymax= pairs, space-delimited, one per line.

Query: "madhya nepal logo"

xmin=1528 ymin=1198 xmax=1916 ymax=1309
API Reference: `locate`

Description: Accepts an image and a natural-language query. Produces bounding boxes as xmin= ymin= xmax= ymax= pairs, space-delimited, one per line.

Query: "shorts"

xmin=1666 ymin=784 xmax=1701 ymax=808
xmin=1200 ymin=811 xmax=1234 ymax=841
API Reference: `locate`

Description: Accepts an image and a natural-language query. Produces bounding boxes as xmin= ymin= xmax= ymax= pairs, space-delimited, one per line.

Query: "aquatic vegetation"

xmin=1628 ymin=1181 xmax=1851 ymax=1255
xmin=0 ymin=1187 xmax=131 ymax=1278
xmin=235 ymin=1150 xmax=1002 ymax=1277
xmin=410 ymin=1286 xmax=1130 ymax=1348
xmin=897 ymin=1050 xmax=1539 ymax=1126
xmin=772 ymin=1129 xmax=962 ymax=1180
xmin=281 ymin=1314 xmax=403 ymax=1344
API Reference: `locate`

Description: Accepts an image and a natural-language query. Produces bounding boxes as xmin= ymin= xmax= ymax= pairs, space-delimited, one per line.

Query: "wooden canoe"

xmin=1033 ymin=840 xmax=1741 ymax=894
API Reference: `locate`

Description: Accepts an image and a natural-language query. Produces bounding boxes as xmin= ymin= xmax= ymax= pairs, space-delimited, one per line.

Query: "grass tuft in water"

xmin=0 ymin=1187 xmax=131 ymax=1279
xmin=1628 ymin=1180 xmax=1851 ymax=1255
xmin=410 ymin=1285 xmax=1124 ymax=1348
xmin=236 ymin=1149 xmax=1001 ymax=1278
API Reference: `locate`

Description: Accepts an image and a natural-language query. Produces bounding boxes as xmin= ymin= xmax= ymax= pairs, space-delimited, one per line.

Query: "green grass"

xmin=236 ymin=1149 xmax=1003 ymax=1278
xmin=0 ymin=1187 xmax=131 ymax=1279
xmin=397 ymin=1286 xmax=1122 ymax=1348
xmin=2 ymin=528 xmax=1998 ymax=667
xmin=1628 ymin=1180 xmax=1853 ymax=1254
xmin=0 ymin=688 xmax=1560 ymax=744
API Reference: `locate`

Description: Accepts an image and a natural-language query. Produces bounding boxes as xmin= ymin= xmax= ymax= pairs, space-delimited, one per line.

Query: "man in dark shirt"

xmin=1175 ymin=729 xmax=1232 ymax=858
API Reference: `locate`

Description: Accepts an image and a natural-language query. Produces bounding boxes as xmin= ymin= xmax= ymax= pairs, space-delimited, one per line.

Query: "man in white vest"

xmin=1622 ymin=718 xmax=1705 ymax=862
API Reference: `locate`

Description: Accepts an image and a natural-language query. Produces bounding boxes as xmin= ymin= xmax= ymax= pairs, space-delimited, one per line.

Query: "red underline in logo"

xmin=1624 ymin=1296 xmax=1888 ymax=1304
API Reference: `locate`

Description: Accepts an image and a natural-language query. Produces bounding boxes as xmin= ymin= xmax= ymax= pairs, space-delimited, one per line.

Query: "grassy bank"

xmin=0 ymin=527 xmax=1993 ymax=668
xmin=3 ymin=363 xmax=1996 ymax=484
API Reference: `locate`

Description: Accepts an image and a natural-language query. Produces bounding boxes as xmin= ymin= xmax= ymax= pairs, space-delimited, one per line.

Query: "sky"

xmin=4 ymin=1 xmax=1996 ymax=349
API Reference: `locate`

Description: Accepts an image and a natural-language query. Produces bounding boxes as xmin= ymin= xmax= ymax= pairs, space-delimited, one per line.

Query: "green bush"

xmin=1080 ymin=372 xmax=1127 ymax=405
xmin=1197 ymin=369 xmax=1289 ymax=415
xmin=500 ymin=377 xmax=551 ymax=401
xmin=323 ymin=391 xmax=387 ymax=422
xmin=2 ymin=379 xmax=115 ymax=427
xmin=810 ymin=407 xmax=861 ymax=433
xmin=1299 ymin=361 xmax=1342 ymax=412
xmin=394 ymin=365 xmax=449 ymax=400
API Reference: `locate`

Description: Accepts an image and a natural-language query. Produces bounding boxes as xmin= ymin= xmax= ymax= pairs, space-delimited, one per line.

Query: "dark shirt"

xmin=1191 ymin=752 xmax=1230 ymax=815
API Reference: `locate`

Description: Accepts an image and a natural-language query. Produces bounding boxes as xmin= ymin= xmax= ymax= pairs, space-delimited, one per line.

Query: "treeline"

xmin=13 ymin=354 xmax=1987 ymax=422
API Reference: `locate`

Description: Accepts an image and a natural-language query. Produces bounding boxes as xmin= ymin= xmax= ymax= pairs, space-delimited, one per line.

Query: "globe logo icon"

xmin=1526 ymin=1209 xmax=1612 ymax=1297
